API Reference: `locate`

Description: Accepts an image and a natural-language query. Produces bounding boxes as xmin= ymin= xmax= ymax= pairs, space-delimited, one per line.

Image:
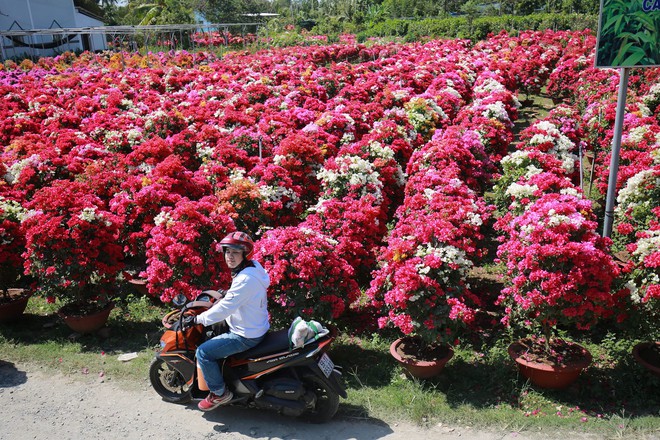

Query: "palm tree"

xmin=135 ymin=1 xmax=168 ymax=25
xmin=125 ymin=0 xmax=197 ymax=25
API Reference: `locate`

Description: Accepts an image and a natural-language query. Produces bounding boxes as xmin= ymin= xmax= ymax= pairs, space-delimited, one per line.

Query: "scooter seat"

xmin=234 ymin=329 xmax=290 ymax=360
xmin=233 ymin=324 xmax=335 ymax=361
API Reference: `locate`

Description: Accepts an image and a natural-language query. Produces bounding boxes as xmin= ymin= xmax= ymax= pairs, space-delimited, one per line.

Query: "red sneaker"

xmin=198 ymin=389 xmax=233 ymax=411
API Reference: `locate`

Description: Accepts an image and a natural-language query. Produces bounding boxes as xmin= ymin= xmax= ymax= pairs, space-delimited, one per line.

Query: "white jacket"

xmin=196 ymin=260 xmax=270 ymax=338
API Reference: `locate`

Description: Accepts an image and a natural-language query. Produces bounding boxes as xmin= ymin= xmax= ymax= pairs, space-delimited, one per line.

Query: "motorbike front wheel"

xmin=301 ymin=374 xmax=340 ymax=423
xmin=149 ymin=357 xmax=193 ymax=404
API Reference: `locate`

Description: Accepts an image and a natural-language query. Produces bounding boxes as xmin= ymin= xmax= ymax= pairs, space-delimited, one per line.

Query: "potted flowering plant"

xmin=110 ymin=155 xmax=211 ymax=263
xmin=264 ymin=132 xmax=324 ymax=207
xmin=496 ymin=193 xmax=626 ymax=388
xmin=21 ymin=180 xmax=124 ymax=332
xmin=623 ymin=218 xmax=660 ymax=376
xmin=492 ymin=149 xmax=573 ymax=216
xmin=613 ymin=167 xmax=660 ymax=253
xmin=0 ymin=196 xmax=32 ymax=321
xmin=367 ymin=176 xmax=490 ymax=378
xmin=214 ymin=171 xmax=273 ymax=235
xmin=517 ymin=120 xmax=580 ymax=177
xmin=143 ymin=196 xmax=234 ymax=303
xmin=0 ymin=196 xmax=26 ymax=290
xmin=303 ymin=194 xmax=386 ymax=283
xmin=248 ymin=162 xmax=304 ymax=228
xmin=254 ymin=226 xmax=360 ymax=328
xmin=403 ymin=96 xmax=448 ymax=141
xmin=367 ymin=234 xmax=476 ymax=377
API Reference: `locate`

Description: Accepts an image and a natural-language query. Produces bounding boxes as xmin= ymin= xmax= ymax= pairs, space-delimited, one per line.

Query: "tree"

xmin=198 ymin=0 xmax=272 ymax=23
xmin=121 ymin=0 xmax=198 ymax=25
xmin=460 ymin=0 xmax=481 ymax=18
xmin=96 ymin=0 xmax=118 ymax=7
xmin=381 ymin=0 xmax=443 ymax=19
xmin=499 ymin=0 xmax=517 ymax=14
xmin=561 ymin=0 xmax=599 ymax=14
xmin=298 ymin=0 xmax=321 ymax=19
xmin=73 ymin=0 xmax=105 ymax=17
xmin=515 ymin=0 xmax=543 ymax=15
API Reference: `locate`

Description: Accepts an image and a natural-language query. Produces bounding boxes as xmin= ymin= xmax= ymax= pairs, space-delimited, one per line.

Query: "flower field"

xmin=0 ymin=30 xmax=658 ymax=343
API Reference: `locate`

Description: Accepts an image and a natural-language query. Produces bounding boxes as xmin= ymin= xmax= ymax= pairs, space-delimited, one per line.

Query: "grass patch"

xmin=1 ymin=295 xmax=659 ymax=438
xmin=0 ymin=294 xmax=163 ymax=386
xmin=332 ymin=333 xmax=660 ymax=437
xmin=512 ymin=91 xmax=553 ymax=139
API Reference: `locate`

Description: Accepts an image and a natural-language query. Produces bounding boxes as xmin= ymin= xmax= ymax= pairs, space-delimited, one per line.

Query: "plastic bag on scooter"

xmin=288 ymin=317 xmax=329 ymax=349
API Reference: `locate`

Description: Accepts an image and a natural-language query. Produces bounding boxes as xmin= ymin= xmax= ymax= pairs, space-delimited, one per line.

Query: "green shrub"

xmin=359 ymin=14 xmax=598 ymax=42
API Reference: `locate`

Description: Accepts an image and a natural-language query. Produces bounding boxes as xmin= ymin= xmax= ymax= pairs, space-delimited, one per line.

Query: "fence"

xmin=0 ymin=23 xmax=264 ymax=62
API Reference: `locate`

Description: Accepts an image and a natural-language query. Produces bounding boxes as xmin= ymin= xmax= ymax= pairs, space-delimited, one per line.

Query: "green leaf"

xmin=634 ymin=32 xmax=655 ymax=45
xmin=603 ymin=14 xmax=622 ymax=32
xmin=621 ymin=50 xmax=647 ymax=66
xmin=634 ymin=12 xmax=655 ymax=30
xmin=613 ymin=15 xmax=625 ymax=34
xmin=612 ymin=41 xmax=633 ymax=65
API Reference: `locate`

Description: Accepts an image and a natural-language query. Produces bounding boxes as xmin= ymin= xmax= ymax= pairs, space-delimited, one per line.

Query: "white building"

xmin=0 ymin=0 xmax=107 ymax=60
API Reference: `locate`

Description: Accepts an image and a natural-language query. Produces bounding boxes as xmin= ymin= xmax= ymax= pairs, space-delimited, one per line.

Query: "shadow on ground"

xmin=0 ymin=360 xmax=27 ymax=387
xmin=199 ymin=400 xmax=396 ymax=440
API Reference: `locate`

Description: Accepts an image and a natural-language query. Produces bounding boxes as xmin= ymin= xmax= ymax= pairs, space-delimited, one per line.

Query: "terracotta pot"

xmin=58 ymin=302 xmax=114 ymax=334
xmin=508 ymin=340 xmax=592 ymax=389
xmin=0 ymin=289 xmax=32 ymax=323
xmin=632 ymin=341 xmax=660 ymax=378
xmin=128 ymin=278 xmax=149 ymax=296
xmin=389 ymin=337 xmax=454 ymax=379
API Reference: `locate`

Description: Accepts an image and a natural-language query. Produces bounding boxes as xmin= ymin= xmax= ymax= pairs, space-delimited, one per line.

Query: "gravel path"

xmin=0 ymin=360 xmax=619 ymax=440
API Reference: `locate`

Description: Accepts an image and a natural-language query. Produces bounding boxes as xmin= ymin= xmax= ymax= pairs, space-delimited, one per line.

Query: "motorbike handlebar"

xmin=161 ymin=290 xmax=226 ymax=329
xmin=200 ymin=289 xmax=225 ymax=301
xmin=184 ymin=300 xmax=215 ymax=310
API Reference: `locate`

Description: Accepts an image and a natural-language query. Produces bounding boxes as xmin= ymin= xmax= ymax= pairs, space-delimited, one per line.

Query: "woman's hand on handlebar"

xmin=180 ymin=314 xmax=196 ymax=330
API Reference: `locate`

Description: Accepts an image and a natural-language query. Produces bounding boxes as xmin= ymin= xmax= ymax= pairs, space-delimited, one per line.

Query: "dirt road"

xmin=0 ymin=360 xmax=611 ymax=440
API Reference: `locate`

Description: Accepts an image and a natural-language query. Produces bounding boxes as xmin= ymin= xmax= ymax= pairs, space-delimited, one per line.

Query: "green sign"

xmin=596 ymin=0 xmax=660 ymax=67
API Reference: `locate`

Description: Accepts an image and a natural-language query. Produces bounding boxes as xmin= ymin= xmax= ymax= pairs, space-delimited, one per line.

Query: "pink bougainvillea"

xmin=21 ymin=180 xmax=124 ymax=304
xmin=0 ymin=197 xmax=26 ymax=286
xmin=254 ymin=226 xmax=360 ymax=326
xmin=143 ymin=196 xmax=234 ymax=303
xmin=1 ymin=29 xmax=657 ymax=331
xmin=496 ymin=193 xmax=627 ymax=332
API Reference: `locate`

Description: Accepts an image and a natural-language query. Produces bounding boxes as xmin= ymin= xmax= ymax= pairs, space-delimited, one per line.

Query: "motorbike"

xmin=149 ymin=290 xmax=347 ymax=423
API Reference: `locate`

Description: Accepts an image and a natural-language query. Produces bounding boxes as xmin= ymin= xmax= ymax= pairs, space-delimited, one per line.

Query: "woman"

xmin=185 ymin=231 xmax=270 ymax=411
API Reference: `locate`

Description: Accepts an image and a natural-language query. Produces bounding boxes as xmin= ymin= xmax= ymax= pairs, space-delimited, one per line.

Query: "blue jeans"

xmin=196 ymin=332 xmax=264 ymax=395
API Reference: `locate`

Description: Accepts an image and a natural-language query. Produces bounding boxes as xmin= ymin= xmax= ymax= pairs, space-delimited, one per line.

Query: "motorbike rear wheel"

xmin=149 ymin=357 xmax=193 ymax=404
xmin=301 ymin=374 xmax=340 ymax=423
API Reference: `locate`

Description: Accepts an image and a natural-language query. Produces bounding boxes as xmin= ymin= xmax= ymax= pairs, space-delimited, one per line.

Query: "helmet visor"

xmin=221 ymin=243 xmax=245 ymax=252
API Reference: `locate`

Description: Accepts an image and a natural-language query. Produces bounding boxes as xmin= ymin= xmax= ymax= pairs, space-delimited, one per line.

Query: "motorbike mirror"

xmin=173 ymin=294 xmax=188 ymax=307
